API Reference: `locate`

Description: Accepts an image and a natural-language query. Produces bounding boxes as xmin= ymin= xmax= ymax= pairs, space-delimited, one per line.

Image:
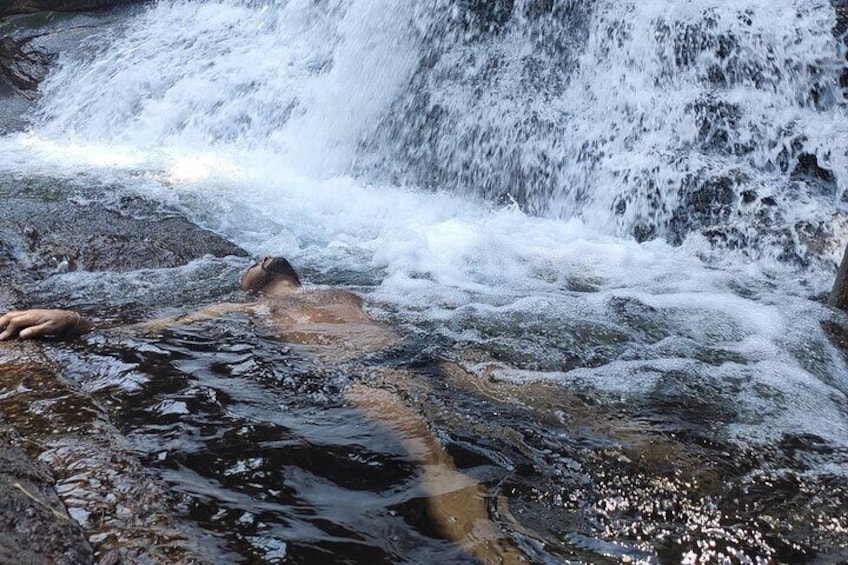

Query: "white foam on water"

xmin=1 ymin=0 xmax=848 ymax=466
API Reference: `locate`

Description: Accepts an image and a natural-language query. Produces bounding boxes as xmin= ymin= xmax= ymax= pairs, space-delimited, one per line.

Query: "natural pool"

xmin=2 ymin=0 xmax=848 ymax=562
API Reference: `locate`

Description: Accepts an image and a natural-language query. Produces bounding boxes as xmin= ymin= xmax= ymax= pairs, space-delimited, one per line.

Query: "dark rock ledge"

xmin=0 ymin=192 xmax=246 ymax=278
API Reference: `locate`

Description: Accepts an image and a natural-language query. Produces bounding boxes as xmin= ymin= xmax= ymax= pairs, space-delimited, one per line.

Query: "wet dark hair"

xmin=263 ymin=256 xmax=302 ymax=287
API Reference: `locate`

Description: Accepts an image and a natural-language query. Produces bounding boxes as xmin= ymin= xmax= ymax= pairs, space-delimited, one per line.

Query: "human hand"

xmin=0 ymin=309 xmax=90 ymax=340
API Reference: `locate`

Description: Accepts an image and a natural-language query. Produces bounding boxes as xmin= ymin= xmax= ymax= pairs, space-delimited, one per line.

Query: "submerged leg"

xmin=346 ymin=383 xmax=526 ymax=564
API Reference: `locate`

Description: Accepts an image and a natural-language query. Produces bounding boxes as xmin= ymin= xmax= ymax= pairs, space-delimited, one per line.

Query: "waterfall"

xmin=360 ymin=0 xmax=848 ymax=261
xmin=30 ymin=0 xmax=848 ymax=263
xmin=33 ymin=0 xmax=424 ymax=173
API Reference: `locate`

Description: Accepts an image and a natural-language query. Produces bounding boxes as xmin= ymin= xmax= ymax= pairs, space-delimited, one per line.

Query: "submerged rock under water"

xmin=438 ymin=352 xmax=848 ymax=563
xmin=0 ymin=399 xmax=93 ymax=564
xmin=0 ymin=351 xmax=210 ymax=564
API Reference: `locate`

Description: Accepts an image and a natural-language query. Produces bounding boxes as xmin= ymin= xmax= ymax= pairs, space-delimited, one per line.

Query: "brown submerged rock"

xmin=0 ymin=354 xmax=212 ymax=564
xmin=0 ymin=419 xmax=94 ymax=564
xmin=0 ymin=341 xmax=92 ymax=564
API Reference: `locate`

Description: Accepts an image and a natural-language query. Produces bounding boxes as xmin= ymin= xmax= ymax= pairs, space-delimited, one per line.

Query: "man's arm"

xmin=0 ymin=302 xmax=251 ymax=341
xmin=0 ymin=309 xmax=93 ymax=340
xmin=134 ymin=303 xmax=250 ymax=334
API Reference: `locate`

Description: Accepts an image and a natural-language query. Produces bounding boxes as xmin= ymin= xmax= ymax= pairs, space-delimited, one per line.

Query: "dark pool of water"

xmin=69 ymin=319 xmax=511 ymax=563
xmin=41 ymin=306 xmax=845 ymax=564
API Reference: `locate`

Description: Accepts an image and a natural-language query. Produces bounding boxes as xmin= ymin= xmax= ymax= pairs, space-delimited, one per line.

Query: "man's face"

xmin=239 ymin=256 xmax=274 ymax=292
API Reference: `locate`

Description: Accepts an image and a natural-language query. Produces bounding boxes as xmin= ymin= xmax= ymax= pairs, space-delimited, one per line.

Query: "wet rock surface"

xmin=3 ymin=196 xmax=245 ymax=276
xmin=0 ymin=175 xmax=246 ymax=283
xmin=0 ymin=415 xmax=93 ymax=565
xmin=0 ymin=77 xmax=30 ymax=133
xmin=0 ymin=31 xmax=52 ymax=93
xmin=0 ymin=350 xmax=211 ymax=564
xmin=0 ymin=176 xmax=244 ymax=563
xmin=1 ymin=0 xmax=144 ymax=18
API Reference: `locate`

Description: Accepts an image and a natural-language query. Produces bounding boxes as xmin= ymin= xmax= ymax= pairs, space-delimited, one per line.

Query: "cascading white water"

xmin=31 ymin=0 xmax=425 ymax=176
xmin=3 ymin=0 xmax=848 ymax=467
xmin=26 ymin=0 xmax=848 ymax=261
xmin=361 ymin=0 xmax=848 ymax=258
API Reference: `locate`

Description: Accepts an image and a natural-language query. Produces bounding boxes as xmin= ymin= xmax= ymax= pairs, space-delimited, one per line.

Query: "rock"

xmin=457 ymin=0 xmax=514 ymax=36
xmin=456 ymin=0 xmax=579 ymax=37
xmin=0 ymin=0 xmax=144 ymax=17
xmin=1 ymin=198 xmax=219 ymax=557
xmin=0 ymin=77 xmax=31 ymax=132
xmin=0 ymin=34 xmax=52 ymax=92
xmin=687 ymin=96 xmax=751 ymax=155
xmin=791 ymin=152 xmax=837 ymax=196
xmin=0 ymin=177 xmax=246 ymax=281
xmin=0 ymin=421 xmax=94 ymax=564
xmin=667 ymin=173 xmax=739 ymax=245
xmin=0 ymin=354 xmax=212 ymax=564
xmin=832 ymin=1 xmax=848 ymax=99
xmin=829 ymin=242 xmax=848 ymax=310
xmin=834 ymin=0 xmax=848 ymax=38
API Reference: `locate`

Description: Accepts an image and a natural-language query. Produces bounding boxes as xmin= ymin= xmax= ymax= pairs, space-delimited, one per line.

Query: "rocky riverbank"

xmin=0 ymin=172 xmax=246 ymax=563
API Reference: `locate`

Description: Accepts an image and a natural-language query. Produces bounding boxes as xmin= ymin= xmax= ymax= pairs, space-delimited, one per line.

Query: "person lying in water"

xmin=1 ymin=256 xmax=395 ymax=360
xmin=0 ymin=256 xmax=526 ymax=564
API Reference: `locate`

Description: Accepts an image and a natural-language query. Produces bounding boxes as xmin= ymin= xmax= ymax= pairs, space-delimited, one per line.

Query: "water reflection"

xmin=41 ymin=310 xmax=841 ymax=563
xmin=81 ymin=320 xmax=514 ymax=563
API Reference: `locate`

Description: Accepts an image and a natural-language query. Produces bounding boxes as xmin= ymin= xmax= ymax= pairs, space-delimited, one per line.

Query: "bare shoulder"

xmin=298 ymin=288 xmax=364 ymax=307
xmin=264 ymin=288 xmax=374 ymax=326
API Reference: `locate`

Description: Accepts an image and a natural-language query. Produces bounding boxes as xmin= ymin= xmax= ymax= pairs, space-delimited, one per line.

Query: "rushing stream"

xmin=3 ymin=0 xmax=848 ymax=562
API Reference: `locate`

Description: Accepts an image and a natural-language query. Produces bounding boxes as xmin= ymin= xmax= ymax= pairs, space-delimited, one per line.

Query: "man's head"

xmin=239 ymin=256 xmax=302 ymax=293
